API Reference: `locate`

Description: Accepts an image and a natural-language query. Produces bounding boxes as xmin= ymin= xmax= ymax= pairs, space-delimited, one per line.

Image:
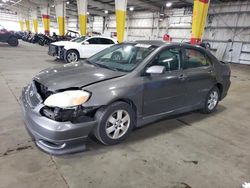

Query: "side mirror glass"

xmin=146 ymin=65 xmax=166 ymax=75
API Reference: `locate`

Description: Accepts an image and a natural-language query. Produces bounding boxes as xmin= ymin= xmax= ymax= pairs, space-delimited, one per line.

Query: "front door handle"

xmin=178 ymin=74 xmax=186 ymax=80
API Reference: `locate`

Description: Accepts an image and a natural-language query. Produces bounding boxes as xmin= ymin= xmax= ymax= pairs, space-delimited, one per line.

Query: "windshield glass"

xmin=71 ymin=36 xmax=86 ymax=43
xmin=87 ymin=43 xmax=157 ymax=72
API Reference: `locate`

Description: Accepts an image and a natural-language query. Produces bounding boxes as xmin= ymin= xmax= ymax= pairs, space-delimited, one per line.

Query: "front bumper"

xmin=20 ymin=86 xmax=97 ymax=155
xmin=48 ymin=45 xmax=64 ymax=59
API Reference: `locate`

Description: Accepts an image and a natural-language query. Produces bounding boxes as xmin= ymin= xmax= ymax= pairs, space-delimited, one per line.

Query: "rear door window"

xmin=99 ymin=38 xmax=115 ymax=45
xmin=183 ymin=48 xmax=211 ymax=69
xmin=86 ymin=38 xmax=100 ymax=44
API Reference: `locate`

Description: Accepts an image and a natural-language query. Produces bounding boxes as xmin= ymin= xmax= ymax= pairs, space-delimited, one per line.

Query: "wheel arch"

xmin=65 ymin=49 xmax=80 ymax=62
xmin=215 ymin=83 xmax=223 ymax=100
xmin=107 ymin=98 xmax=138 ymax=118
xmin=67 ymin=48 xmax=80 ymax=57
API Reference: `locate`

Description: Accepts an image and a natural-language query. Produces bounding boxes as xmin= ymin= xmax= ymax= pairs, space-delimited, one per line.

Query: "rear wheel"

xmin=66 ymin=50 xmax=79 ymax=63
xmin=202 ymin=87 xmax=219 ymax=114
xmin=7 ymin=36 xmax=18 ymax=46
xmin=94 ymin=102 xmax=136 ymax=145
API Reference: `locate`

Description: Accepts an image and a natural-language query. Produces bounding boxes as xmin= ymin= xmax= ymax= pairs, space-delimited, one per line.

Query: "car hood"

xmin=51 ymin=41 xmax=75 ymax=47
xmin=63 ymin=43 xmax=81 ymax=50
xmin=34 ymin=61 xmax=126 ymax=91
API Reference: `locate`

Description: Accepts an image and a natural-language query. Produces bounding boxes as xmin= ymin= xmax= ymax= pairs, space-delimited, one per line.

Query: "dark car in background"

xmin=21 ymin=41 xmax=231 ymax=155
xmin=0 ymin=25 xmax=18 ymax=46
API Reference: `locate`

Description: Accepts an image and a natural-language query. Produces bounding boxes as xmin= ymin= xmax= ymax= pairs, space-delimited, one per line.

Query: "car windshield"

xmin=71 ymin=36 xmax=86 ymax=43
xmin=87 ymin=43 xmax=157 ymax=72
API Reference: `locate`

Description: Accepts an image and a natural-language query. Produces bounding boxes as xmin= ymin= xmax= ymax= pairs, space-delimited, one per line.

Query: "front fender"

xmin=82 ymin=75 xmax=144 ymax=117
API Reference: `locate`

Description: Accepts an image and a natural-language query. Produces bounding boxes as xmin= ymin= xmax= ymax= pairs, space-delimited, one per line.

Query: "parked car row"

xmin=19 ymin=30 xmax=81 ymax=46
xmin=48 ymin=35 xmax=118 ymax=63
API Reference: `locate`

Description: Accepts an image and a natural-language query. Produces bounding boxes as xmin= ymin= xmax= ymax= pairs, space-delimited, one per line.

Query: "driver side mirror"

xmin=83 ymin=41 xmax=89 ymax=45
xmin=146 ymin=65 xmax=166 ymax=75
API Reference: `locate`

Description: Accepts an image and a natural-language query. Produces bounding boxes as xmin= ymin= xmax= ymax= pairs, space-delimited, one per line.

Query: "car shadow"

xmin=0 ymin=43 xmax=18 ymax=48
xmin=58 ymin=105 xmax=227 ymax=158
xmin=45 ymin=58 xmax=66 ymax=65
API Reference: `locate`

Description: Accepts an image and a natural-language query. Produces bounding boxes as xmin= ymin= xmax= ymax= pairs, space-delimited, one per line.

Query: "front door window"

xmin=151 ymin=47 xmax=181 ymax=72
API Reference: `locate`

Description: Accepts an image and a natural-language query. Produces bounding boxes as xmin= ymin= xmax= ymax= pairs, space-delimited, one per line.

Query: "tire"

xmin=66 ymin=50 xmax=79 ymax=63
xmin=94 ymin=101 xmax=136 ymax=145
xmin=7 ymin=36 xmax=18 ymax=47
xmin=201 ymin=86 xmax=220 ymax=114
xmin=38 ymin=40 xmax=44 ymax=46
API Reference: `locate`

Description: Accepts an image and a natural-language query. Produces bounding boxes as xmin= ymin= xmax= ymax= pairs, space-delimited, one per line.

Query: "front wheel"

xmin=201 ymin=87 xmax=220 ymax=114
xmin=94 ymin=102 xmax=136 ymax=145
xmin=66 ymin=50 xmax=79 ymax=63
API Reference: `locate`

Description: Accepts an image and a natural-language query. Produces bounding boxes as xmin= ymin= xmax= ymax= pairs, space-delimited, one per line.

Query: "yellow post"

xmin=79 ymin=14 xmax=87 ymax=36
xmin=77 ymin=0 xmax=88 ymax=36
xmin=57 ymin=16 xmax=65 ymax=36
xmin=33 ymin=19 xmax=38 ymax=33
xmin=55 ymin=0 xmax=66 ymax=36
xmin=25 ymin=20 xmax=30 ymax=31
xmin=42 ymin=15 xmax=50 ymax=35
xmin=191 ymin=0 xmax=210 ymax=44
xmin=31 ymin=10 xmax=38 ymax=33
xmin=41 ymin=7 xmax=50 ymax=35
xmin=115 ymin=0 xmax=127 ymax=43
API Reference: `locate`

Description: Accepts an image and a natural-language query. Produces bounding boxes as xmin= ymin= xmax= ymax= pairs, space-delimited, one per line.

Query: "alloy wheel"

xmin=207 ymin=91 xmax=219 ymax=110
xmin=67 ymin=52 xmax=78 ymax=62
xmin=105 ymin=110 xmax=130 ymax=139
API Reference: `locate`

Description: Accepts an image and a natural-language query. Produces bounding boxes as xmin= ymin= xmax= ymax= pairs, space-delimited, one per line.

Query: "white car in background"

xmin=48 ymin=36 xmax=86 ymax=59
xmin=64 ymin=36 xmax=117 ymax=63
xmin=49 ymin=36 xmax=117 ymax=63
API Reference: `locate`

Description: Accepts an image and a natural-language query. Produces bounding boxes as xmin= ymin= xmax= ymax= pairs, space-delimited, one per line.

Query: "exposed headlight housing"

xmin=44 ymin=90 xmax=90 ymax=108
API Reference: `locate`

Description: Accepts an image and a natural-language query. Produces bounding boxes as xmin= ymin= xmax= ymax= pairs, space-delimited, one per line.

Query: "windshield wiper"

xmin=85 ymin=60 xmax=125 ymax=72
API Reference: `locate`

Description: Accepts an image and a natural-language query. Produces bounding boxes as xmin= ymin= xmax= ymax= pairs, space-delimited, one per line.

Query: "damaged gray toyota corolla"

xmin=21 ymin=41 xmax=231 ymax=155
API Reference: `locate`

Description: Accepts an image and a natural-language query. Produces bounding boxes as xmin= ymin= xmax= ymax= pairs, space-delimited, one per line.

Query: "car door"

xmin=80 ymin=37 xmax=114 ymax=58
xmin=80 ymin=37 xmax=100 ymax=58
xmin=142 ymin=46 xmax=189 ymax=117
xmin=182 ymin=47 xmax=216 ymax=106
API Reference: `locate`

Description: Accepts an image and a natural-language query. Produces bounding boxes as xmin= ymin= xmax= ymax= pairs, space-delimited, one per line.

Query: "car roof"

xmin=134 ymin=40 xmax=167 ymax=46
xmin=88 ymin=35 xmax=114 ymax=40
xmin=134 ymin=40 xmax=205 ymax=50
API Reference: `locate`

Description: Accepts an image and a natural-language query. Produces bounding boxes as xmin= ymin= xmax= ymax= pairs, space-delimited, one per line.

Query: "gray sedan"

xmin=21 ymin=41 xmax=231 ymax=155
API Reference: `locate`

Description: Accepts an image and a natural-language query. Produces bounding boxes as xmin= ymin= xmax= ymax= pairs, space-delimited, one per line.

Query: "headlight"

xmin=44 ymin=90 xmax=90 ymax=108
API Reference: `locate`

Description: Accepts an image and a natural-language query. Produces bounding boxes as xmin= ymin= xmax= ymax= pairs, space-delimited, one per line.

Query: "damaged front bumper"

xmin=20 ymin=85 xmax=97 ymax=155
xmin=48 ymin=45 xmax=64 ymax=59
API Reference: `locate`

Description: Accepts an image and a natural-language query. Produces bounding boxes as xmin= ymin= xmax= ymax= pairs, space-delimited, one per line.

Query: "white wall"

xmin=104 ymin=2 xmax=250 ymax=64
